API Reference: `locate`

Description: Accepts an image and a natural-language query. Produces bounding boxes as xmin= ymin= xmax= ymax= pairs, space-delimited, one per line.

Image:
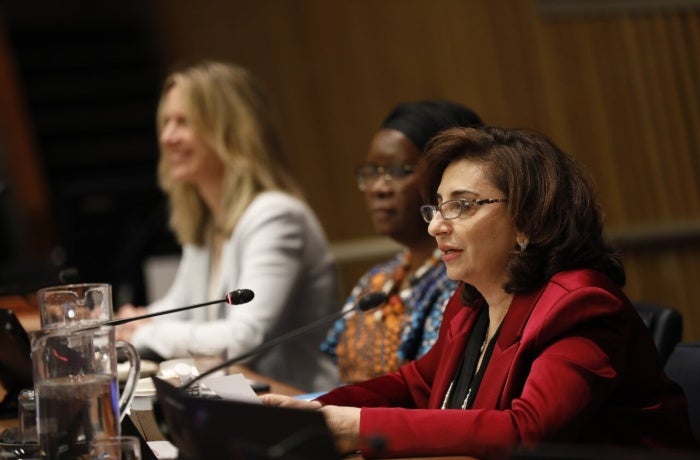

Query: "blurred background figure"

xmin=321 ymin=100 xmax=483 ymax=384
xmin=116 ymin=61 xmax=339 ymax=392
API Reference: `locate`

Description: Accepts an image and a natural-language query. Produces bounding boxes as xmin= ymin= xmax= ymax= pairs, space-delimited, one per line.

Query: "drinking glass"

xmin=18 ymin=388 xmax=37 ymax=443
xmin=89 ymin=436 xmax=141 ymax=460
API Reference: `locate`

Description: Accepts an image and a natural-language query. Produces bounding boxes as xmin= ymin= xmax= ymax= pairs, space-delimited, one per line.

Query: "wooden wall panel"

xmin=146 ymin=0 xmax=700 ymax=338
xmin=0 ymin=22 xmax=53 ymax=257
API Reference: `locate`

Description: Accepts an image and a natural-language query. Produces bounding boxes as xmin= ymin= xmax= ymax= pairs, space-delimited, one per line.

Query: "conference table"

xmin=2 ymin=369 xmax=474 ymax=460
xmin=0 ymin=302 xmax=475 ymax=460
xmin=127 ymin=364 xmax=475 ymax=460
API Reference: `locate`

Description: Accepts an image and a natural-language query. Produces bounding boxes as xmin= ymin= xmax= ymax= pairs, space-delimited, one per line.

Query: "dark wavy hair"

xmin=418 ymin=126 xmax=625 ymax=304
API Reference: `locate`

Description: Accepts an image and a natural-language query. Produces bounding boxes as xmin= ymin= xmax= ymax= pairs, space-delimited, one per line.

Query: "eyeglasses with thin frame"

xmin=420 ymin=198 xmax=507 ymax=223
xmin=355 ymin=164 xmax=415 ymax=191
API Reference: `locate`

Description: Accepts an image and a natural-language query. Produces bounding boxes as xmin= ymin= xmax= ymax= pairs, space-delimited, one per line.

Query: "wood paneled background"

xmin=3 ymin=1 xmax=700 ymax=338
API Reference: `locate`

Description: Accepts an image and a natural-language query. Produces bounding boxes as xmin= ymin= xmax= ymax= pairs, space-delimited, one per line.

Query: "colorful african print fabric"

xmin=321 ymin=250 xmax=458 ymax=383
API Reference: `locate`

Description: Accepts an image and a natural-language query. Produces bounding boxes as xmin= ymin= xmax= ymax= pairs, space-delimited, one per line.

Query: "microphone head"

xmin=58 ymin=267 xmax=80 ymax=284
xmin=357 ymin=291 xmax=388 ymax=312
xmin=227 ymin=289 xmax=255 ymax=305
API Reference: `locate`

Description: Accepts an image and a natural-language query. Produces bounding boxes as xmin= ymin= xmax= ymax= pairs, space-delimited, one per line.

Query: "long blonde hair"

xmin=156 ymin=61 xmax=302 ymax=246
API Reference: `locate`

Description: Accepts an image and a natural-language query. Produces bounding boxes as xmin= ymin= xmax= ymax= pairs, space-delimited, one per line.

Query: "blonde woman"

xmin=117 ymin=61 xmax=339 ymax=392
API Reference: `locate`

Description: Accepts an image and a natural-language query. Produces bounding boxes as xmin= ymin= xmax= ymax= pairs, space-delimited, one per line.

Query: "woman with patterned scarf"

xmin=321 ymin=100 xmax=483 ymax=383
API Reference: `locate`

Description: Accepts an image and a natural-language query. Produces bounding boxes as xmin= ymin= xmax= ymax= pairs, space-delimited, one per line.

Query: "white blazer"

xmin=131 ymin=191 xmax=340 ymax=391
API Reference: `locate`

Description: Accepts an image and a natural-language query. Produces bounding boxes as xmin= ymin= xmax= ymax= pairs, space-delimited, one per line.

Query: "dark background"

xmin=1 ymin=0 xmax=699 ymax=339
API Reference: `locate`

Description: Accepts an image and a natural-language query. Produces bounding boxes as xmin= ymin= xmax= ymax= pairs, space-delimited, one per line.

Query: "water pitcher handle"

xmin=116 ymin=340 xmax=141 ymax=422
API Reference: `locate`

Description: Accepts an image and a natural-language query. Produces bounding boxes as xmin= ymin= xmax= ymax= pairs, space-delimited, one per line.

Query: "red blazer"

xmin=317 ymin=269 xmax=698 ymax=459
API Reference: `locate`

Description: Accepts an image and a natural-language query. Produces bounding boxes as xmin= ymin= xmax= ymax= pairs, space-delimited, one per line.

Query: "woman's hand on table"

xmin=320 ymin=404 xmax=361 ymax=455
xmin=259 ymin=393 xmax=322 ymax=410
xmin=260 ymin=394 xmax=361 ymax=454
xmin=114 ymin=304 xmax=150 ymax=342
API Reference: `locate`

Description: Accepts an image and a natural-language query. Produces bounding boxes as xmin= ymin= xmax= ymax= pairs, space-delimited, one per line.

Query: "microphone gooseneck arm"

xmin=182 ymin=291 xmax=389 ymax=389
xmin=101 ymin=289 xmax=255 ymax=327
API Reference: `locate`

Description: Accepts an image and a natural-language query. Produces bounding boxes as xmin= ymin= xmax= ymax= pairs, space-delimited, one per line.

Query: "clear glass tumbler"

xmin=89 ymin=436 xmax=141 ymax=460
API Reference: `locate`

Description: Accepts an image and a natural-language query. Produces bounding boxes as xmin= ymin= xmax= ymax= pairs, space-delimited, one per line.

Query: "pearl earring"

xmin=519 ymin=241 xmax=528 ymax=251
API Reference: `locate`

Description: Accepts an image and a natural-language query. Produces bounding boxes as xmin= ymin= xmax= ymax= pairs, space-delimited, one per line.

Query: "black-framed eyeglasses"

xmin=420 ymin=198 xmax=507 ymax=223
xmin=355 ymin=164 xmax=415 ymax=191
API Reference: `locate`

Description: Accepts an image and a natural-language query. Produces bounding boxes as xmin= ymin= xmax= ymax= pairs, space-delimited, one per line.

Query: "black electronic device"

xmin=0 ymin=308 xmax=33 ymax=417
xmin=152 ymin=376 xmax=339 ymax=460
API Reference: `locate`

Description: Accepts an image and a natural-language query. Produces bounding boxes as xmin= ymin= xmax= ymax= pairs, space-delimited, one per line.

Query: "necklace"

xmin=440 ymin=334 xmax=498 ymax=410
xmin=441 ymin=380 xmax=471 ymax=410
xmin=479 ymin=336 xmax=488 ymax=354
xmin=350 ymin=249 xmax=441 ymax=378
xmin=441 ymin=308 xmax=504 ymax=410
xmin=393 ymin=249 xmax=441 ymax=297
xmin=368 ymin=249 xmax=442 ymax=321
xmin=408 ymin=248 xmax=441 ymax=284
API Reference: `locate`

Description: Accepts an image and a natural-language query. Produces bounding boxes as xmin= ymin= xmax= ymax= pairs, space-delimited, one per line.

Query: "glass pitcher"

xmin=30 ymin=326 xmax=140 ymax=460
xmin=37 ymin=283 xmax=112 ymax=330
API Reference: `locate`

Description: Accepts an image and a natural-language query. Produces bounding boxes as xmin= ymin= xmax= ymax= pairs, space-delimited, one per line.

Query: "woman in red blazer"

xmin=262 ymin=126 xmax=698 ymax=459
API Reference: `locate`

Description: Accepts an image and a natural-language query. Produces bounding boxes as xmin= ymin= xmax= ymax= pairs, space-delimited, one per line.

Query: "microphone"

xmin=58 ymin=267 xmax=80 ymax=284
xmin=182 ymin=291 xmax=389 ymax=389
xmin=103 ymin=289 xmax=255 ymax=327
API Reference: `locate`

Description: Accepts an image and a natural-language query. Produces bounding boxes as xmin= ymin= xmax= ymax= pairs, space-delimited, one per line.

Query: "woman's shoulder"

xmin=548 ymin=268 xmax=623 ymax=296
xmin=243 ymin=191 xmax=313 ymax=218
xmin=251 ymin=190 xmax=306 ymax=207
xmin=234 ymin=191 xmax=328 ymax=244
xmin=529 ymin=268 xmax=631 ymax=324
xmin=369 ymin=251 xmax=406 ymax=271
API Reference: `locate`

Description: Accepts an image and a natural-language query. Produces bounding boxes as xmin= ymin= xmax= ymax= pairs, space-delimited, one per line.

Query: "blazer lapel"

xmin=430 ymin=299 xmax=482 ymax=408
xmin=473 ymin=287 xmax=544 ymax=409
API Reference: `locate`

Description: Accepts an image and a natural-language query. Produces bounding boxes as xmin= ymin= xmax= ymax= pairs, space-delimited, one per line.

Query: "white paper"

xmin=201 ymin=373 xmax=261 ymax=404
xmin=147 ymin=440 xmax=179 ymax=459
